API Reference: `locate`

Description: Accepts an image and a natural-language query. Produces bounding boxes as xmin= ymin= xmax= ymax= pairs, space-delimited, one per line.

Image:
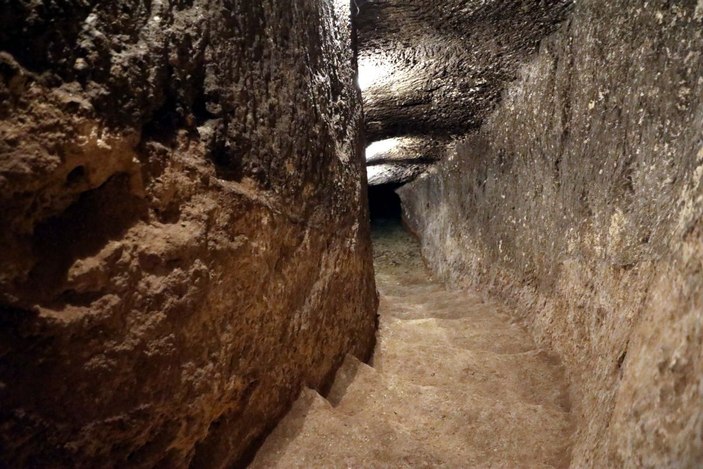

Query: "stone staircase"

xmin=251 ymin=223 xmax=573 ymax=468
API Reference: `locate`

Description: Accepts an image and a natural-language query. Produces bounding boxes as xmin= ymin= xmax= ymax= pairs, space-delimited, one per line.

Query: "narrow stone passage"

xmin=252 ymin=221 xmax=573 ymax=467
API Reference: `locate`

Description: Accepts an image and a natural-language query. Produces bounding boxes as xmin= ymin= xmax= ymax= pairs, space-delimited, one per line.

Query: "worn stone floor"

xmin=251 ymin=220 xmax=574 ymax=468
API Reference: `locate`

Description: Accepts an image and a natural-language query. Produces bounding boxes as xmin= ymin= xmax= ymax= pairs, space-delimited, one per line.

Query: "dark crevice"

xmin=141 ymin=92 xmax=182 ymax=147
xmin=65 ymin=165 xmax=87 ymax=188
xmin=209 ymin=129 xmax=246 ymax=182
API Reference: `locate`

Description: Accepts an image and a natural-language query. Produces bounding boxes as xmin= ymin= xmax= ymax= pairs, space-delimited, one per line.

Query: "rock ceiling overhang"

xmin=355 ymin=0 xmax=572 ymax=185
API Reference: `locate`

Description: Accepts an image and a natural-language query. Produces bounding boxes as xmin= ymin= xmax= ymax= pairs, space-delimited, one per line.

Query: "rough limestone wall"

xmin=400 ymin=1 xmax=703 ymax=467
xmin=0 ymin=1 xmax=376 ymax=467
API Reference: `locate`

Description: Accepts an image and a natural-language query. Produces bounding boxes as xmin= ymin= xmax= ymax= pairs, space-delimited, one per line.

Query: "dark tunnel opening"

xmin=368 ymin=183 xmax=403 ymax=226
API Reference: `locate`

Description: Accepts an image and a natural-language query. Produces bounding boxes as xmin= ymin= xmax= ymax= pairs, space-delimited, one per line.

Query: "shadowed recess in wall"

xmin=27 ymin=174 xmax=147 ymax=305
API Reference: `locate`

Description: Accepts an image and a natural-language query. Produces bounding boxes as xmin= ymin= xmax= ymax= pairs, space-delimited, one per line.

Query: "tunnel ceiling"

xmin=356 ymin=0 xmax=572 ymax=185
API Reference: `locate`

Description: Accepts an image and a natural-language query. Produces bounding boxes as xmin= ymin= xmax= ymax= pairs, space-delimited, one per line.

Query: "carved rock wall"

xmin=0 ymin=1 xmax=377 ymax=466
xmin=400 ymin=1 xmax=703 ymax=466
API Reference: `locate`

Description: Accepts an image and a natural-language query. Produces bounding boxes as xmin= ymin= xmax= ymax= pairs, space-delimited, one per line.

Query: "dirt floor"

xmin=251 ymin=220 xmax=574 ymax=467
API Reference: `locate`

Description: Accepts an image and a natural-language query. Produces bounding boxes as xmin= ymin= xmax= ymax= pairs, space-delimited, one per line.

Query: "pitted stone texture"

xmin=0 ymin=1 xmax=376 ymax=467
xmin=400 ymin=1 xmax=703 ymax=466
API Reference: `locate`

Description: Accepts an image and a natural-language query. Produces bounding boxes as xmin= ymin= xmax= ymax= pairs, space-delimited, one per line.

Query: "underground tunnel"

xmin=368 ymin=183 xmax=403 ymax=225
xmin=1 ymin=0 xmax=702 ymax=467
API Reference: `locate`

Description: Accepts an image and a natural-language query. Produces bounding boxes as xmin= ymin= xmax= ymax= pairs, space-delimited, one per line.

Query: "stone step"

xmin=254 ymin=356 xmax=571 ymax=468
xmin=374 ymin=341 xmax=569 ymax=411
xmin=251 ymin=228 xmax=573 ymax=468
xmin=379 ymin=316 xmax=536 ymax=354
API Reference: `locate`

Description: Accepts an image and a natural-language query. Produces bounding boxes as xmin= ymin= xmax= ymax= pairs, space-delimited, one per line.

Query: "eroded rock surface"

xmin=0 ymin=1 xmax=376 ymax=466
xmin=400 ymin=1 xmax=703 ymax=466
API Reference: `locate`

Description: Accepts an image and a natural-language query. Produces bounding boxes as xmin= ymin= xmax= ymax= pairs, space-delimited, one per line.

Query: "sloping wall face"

xmin=400 ymin=2 xmax=703 ymax=466
xmin=0 ymin=1 xmax=376 ymax=466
